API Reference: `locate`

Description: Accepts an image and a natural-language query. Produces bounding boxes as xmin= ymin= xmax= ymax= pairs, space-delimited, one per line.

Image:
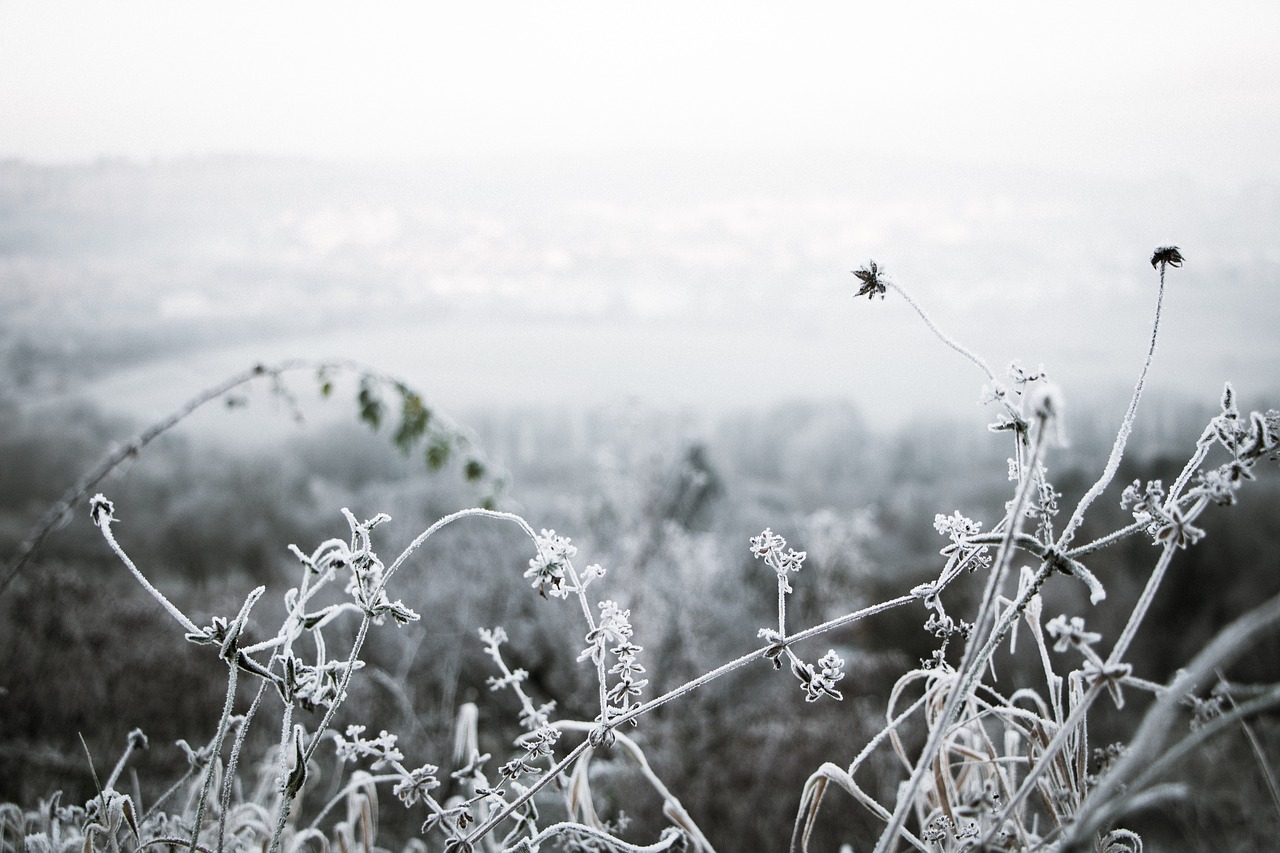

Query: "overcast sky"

xmin=3 ymin=1 xmax=1278 ymax=186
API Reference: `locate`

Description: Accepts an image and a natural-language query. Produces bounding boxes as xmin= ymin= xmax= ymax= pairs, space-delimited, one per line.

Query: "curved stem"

xmin=1058 ymin=263 xmax=1167 ymax=549
xmin=308 ymin=773 xmax=402 ymax=832
xmin=4 ymin=360 xmax=306 ymax=596
xmin=516 ymin=820 xmax=686 ymax=853
xmin=96 ymin=512 xmax=200 ymax=636
xmin=382 ymin=508 xmax=538 ymax=585
xmin=555 ymin=722 xmax=718 ymax=853
xmin=886 ymin=281 xmax=998 ymax=383
xmin=3 ymin=357 xmax=489 ymax=599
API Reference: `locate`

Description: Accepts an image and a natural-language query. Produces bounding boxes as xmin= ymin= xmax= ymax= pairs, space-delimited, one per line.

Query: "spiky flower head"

xmin=852 ymin=260 xmax=888 ymax=299
xmin=1150 ymin=246 xmax=1184 ymax=269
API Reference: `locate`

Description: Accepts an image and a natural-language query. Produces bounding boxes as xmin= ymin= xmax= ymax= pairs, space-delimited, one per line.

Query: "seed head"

xmin=89 ymin=494 xmax=116 ymax=527
xmin=1150 ymin=246 xmax=1184 ymax=269
xmin=852 ymin=260 xmax=888 ymax=300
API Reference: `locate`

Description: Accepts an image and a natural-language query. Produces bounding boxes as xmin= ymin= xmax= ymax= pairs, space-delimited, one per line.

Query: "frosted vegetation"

xmin=3 ymin=247 xmax=1280 ymax=852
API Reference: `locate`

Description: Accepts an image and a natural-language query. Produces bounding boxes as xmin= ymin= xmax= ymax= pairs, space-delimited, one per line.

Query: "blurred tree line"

xmin=1 ymin=376 xmax=1277 ymax=850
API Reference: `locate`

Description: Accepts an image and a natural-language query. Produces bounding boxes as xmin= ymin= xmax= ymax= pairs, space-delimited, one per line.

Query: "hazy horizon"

xmin=3 ymin=154 xmax=1277 ymax=437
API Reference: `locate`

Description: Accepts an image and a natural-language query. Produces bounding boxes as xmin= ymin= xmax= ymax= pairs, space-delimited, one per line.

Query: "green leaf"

xmin=464 ymin=458 xmax=485 ymax=482
xmin=316 ymin=367 xmax=334 ymax=398
xmin=357 ymin=380 xmax=384 ymax=431
xmin=425 ymin=436 xmax=452 ymax=470
xmin=393 ymin=392 xmax=431 ymax=454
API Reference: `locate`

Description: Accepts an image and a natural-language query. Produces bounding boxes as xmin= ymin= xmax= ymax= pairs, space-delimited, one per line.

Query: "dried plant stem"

xmin=1061 ymin=589 xmax=1280 ymax=850
xmin=951 ymin=421 xmax=1048 ymax=716
xmin=96 ymin=512 xmax=200 ymax=636
xmin=143 ymin=766 xmax=200 ymax=824
xmin=218 ymin=681 xmax=266 ymax=853
xmin=521 ymin=821 xmax=686 ymax=852
xmin=104 ymin=733 xmax=143 ymax=793
xmin=556 ymin=722 xmax=717 ymax=853
xmin=979 ymin=681 xmax=1104 ymax=847
xmin=874 ymin=420 xmax=1046 ymax=853
xmin=792 ymin=689 xmax=934 ymax=852
xmin=778 ymin=574 xmax=789 ymax=640
xmin=1105 ymin=500 xmax=1208 ymax=668
xmin=612 ymin=594 xmax=915 ymax=729
xmin=382 ymin=507 xmax=539 ymax=584
xmin=1168 ymin=425 xmax=1217 ymax=502
xmin=464 ymin=741 xmax=592 ymax=845
xmin=139 ymin=839 xmax=216 ymax=853
xmin=885 ymin=281 xmax=997 ymax=383
xmin=1058 ymin=262 xmax=1167 ymax=548
xmin=3 ymin=359 xmax=304 ymax=596
xmin=307 ymin=774 xmax=400 ymax=831
xmin=190 ymin=664 xmax=239 ymax=852
xmin=784 ymin=594 xmax=917 ymax=648
xmin=1065 ymin=520 xmax=1147 ymax=559
xmin=969 ymin=562 xmax=1054 ymax=689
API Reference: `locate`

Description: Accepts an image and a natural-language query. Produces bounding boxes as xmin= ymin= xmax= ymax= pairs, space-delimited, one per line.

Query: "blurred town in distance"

xmin=3 ymin=153 xmax=1277 ymax=434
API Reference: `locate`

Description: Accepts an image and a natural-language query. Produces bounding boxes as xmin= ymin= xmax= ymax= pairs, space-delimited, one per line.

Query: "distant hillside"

xmin=2 ymin=155 xmax=1277 ymax=422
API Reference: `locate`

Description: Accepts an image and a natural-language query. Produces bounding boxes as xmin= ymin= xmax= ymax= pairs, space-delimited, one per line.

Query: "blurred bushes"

xmin=0 ymin=560 xmax=223 ymax=805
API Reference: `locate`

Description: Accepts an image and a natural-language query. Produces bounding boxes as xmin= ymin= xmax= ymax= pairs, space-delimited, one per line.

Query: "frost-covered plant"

xmin=66 ymin=491 xmax=718 ymax=852
xmin=10 ymin=244 xmax=1280 ymax=853
xmin=786 ymin=250 xmax=1280 ymax=852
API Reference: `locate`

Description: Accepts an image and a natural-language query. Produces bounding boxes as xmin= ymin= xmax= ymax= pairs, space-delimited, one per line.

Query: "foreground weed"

xmin=803 ymin=251 xmax=1280 ymax=852
xmin=8 ymin=246 xmax=1280 ymax=853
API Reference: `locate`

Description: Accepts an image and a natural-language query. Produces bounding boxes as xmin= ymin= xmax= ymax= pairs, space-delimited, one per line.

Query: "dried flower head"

xmin=1030 ymin=383 xmax=1067 ymax=446
xmin=89 ymin=493 xmax=115 ymax=527
xmin=1150 ymin=246 xmax=1184 ymax=269
xmin=852 ymin=260 xmax=888 ymax=300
